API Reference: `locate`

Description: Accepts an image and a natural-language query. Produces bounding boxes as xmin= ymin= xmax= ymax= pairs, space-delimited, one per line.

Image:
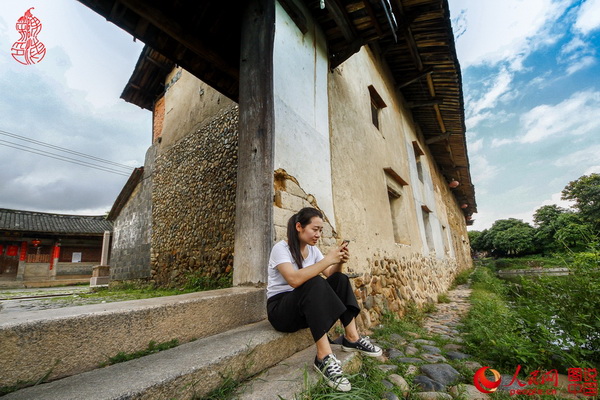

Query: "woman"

xmin=267 ymin=207 xmax=381 ymax=392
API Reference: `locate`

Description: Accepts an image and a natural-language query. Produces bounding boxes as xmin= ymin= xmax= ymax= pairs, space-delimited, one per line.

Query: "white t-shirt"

xmin=267 ymin=240 xmax=324 ymax=298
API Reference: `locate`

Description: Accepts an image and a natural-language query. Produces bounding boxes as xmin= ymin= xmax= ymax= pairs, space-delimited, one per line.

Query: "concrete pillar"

xmin=16 ymin=261 xmax=25 ymax=281
xmin=101 ymin=231 xmax=111 ymax=266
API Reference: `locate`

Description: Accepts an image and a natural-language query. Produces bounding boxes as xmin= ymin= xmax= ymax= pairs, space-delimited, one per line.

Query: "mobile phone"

xmin=342 ymin=239 xmax=350 ymax=246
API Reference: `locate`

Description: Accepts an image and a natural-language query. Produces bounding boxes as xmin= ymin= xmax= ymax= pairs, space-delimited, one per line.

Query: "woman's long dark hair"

xmin=287 ymin=207 xmax=323 ymax=269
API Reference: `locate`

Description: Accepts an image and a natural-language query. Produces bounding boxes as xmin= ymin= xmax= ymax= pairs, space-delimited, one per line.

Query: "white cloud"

xmin=559 ymin=36 xmax=597 ymax=75
xmin=470 ymin=68 xmax=513 ymax=115
xmin=465 ymin=111 xmax=492 ymax=130
xmin=574 ymin=0 xmax=600 ymax=34
xmin=554 ymin=144 xmax=600 ymax=167
xmin=469 ymin=154 xmax=500 ymax=187
xmin=468 ymin=138 xmax=484 ymax=153
xmin=583 ymin=165 xmax=600 ymax=175
xmin=520 ymin=90 xmax=600 ymax=143
xmin=566 ymin=56 xmax=596 ymax=75
xmin=491 ymin=138 xmax=515 ymax=147
xmin=450 ymin=0 xmax=570 ymax=69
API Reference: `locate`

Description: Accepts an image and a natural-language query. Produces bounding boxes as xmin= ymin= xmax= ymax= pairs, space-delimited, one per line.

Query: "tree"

xmin=485 ymin=219 xmax=537 ymax=256
xmin=554 ymin=213 xmax=595 ymax=250
xmin=562 ymin=173 xmax=600 ymax=232
xmin=492 ymin=225 xmax=536 ymax=256
xmin=533 ymin=205 xmax=571 ymax=253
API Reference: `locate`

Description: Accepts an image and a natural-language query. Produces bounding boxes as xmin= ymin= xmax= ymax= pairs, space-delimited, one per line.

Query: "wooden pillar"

xmin=233 ymin=0 xmax=276 ymax=286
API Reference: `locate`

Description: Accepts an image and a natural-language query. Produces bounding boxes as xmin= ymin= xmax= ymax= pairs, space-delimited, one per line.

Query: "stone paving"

xmin=370 ymin=283 xmax=488 ymax=400
xmin=368 ymin=284 xmax=585 ymax=400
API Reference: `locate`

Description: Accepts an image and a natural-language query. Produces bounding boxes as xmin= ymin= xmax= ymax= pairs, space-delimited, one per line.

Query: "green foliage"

xmin=491 ymin=255 xmax=567 ymax=271
xmin=562 ymin=173 xmax=600 ymax=231
xmin=100 ymin=339 xmax=180 ymax=367
xmin=452 ymin=269 xmax=471 ymax=286
xmin=182 ymin=271 xmax=232 ymax=291
xmin=437 ymin=293 xmax=451 ymax=303
xmin=463 ymin=253 xmax=600 ymax=373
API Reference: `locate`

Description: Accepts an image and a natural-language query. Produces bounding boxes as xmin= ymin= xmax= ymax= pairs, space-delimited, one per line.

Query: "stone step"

xmin=2 ymin=320 xmax=314 ymax=400
xmin=235 ymin=342 xmax=361 ymax=400
xmin=0 ymin=286 xmax=266 ymax=388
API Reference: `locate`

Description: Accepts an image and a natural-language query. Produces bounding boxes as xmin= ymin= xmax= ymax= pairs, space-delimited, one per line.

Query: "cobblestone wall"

xmin=110 ymin=147 xmax=155 ymax=280
xmin=151 ymin=105 xmax=238 ymax=286
xmin=352 ymin=253 xmax=457 ymax=329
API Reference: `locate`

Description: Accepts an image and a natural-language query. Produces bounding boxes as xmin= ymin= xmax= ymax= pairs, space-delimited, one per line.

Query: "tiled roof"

xmin=0 ymin=208 xmax=112 ymax=235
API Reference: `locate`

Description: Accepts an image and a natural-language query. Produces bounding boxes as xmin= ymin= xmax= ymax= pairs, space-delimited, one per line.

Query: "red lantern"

xmin=449 ymin=180 xmax=460 ymax=188
xmin=461 ymin=204 xmax=468 ymax=209
xmin=31 ymin=239 xmax=41 ymax=247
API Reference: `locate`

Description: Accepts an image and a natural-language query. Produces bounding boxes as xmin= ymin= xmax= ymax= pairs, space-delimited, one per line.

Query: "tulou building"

xmin=101 ymin=0 xmax=477 ymax=329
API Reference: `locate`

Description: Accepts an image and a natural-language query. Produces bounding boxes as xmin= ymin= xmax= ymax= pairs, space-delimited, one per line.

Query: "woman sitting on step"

xmin=266 ymin=207 xmax=382 ymax=392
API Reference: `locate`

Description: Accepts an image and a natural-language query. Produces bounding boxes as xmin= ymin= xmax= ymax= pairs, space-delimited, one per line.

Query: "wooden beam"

xmin=425 ymin=133 xmax=451 ymax=144
xmin=384 ymin=167 xmax=409 ymax=186
xmin=233 ymin=0 xmax=276 ymax=286
xmin=117 ymin=0 xmax=239 ymax=80
xmin=362 ymin=0 xmax=384 ymax=36
xmin=396 ymin=67 xmax=433 ymax=89
xmin=407 ymin=97 xmax=442 ymax=108
xmin=391 ymin=0 xmax=423 ymax=71
xmin=325 ymin=0 xmax=358 ymax=42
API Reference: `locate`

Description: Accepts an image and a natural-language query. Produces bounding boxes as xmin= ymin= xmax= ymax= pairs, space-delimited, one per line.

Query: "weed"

xmin=99 ymin=339 xmax=180 ymax=367
xmin=437 ymin=293 xmax=451 ymax=303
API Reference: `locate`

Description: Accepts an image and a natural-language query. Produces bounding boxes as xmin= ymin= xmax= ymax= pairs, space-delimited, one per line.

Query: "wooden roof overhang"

xmin=77 ymin=0 xmax=476 ymax=218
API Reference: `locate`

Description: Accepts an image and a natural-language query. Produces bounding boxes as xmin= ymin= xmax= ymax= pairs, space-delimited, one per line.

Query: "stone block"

xmin=273 ymin=206 xmax=295 ymax=228
xmin=0 ymin=287 xmax=266 ymax=388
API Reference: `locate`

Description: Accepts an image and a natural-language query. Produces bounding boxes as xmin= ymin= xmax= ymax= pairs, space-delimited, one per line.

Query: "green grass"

xmin=491 ymin=255 xmax=568 ymax=271
xmin=99 ymin=339 xmax=180 ymax=367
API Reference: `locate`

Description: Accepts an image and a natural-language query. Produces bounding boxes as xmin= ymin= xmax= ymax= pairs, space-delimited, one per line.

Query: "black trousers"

xmin=267 ymin=272 xmax=360 ymax=342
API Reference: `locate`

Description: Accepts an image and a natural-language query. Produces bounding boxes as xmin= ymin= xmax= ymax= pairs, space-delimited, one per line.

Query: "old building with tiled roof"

xmin=0 ymin=208 xmax=112 ymax=287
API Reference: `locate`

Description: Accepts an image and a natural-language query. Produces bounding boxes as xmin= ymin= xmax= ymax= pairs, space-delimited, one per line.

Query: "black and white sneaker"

xmin=313 ymin=353 xmax=351 ymax=392
xmin=341 ymin=336 xmax=382 ymax=357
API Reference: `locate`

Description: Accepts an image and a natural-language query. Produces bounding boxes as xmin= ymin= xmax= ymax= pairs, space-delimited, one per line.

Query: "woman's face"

xmin=297 ymin=216 xmax=323 ymax=246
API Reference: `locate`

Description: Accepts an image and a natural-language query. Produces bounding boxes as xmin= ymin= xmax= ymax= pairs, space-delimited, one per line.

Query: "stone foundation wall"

xmin=110 ymin=147 xmax=155 ymax=280
xmin=151 ymin=105 xmax=239 ymax=286
xmin=352 ymin=252 xmax=457 ymax=329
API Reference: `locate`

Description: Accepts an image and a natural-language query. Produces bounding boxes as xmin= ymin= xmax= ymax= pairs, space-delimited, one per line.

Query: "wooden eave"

xmin=77 ymin=0 xmax=476 ymax=214
xmin=121 ymin=46 xmax=174 ymax=111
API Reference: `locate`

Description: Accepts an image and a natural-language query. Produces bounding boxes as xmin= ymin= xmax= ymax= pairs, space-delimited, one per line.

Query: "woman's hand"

xmin=324 ymin=244 xmax=348 ymax=265
xmin=340 ymin=242 xmax=350 ymax=264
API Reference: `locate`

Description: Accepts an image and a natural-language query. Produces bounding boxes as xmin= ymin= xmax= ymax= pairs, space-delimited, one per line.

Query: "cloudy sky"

xmin=0 ymin=1 xmax=599 ymax=229
xmin=0 ymin=0 xmax=149 ymax=215
xmin=449 ymin=0 xmax=600 ymax=229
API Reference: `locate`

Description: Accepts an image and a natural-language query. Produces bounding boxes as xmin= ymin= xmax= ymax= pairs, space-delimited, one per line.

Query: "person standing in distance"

xmin=266 ymin=207 xmax=382 ymax=392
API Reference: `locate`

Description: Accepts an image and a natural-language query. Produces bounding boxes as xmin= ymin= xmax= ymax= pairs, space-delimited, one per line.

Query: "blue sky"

xmin=449 ymin=0 xmax=600 ymax=229
xmin=0 ymin=1 xmax=598 ymax=230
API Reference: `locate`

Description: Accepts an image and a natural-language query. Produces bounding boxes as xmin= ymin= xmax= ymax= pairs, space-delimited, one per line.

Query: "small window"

xmin=421 ymin=207 xmax=434 ymax=253
xmin=385 ymin=168 xmax=410 ymax=244
xmin=413 ymin=141 xmax=425 ymax=183
xmin=368 ymin=85 xmax=386 ymax=130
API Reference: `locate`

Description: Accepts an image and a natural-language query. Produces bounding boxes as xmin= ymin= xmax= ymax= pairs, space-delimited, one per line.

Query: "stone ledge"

xmin=235 ymin=342 xmax=361 ymax=400
xmin=3 ymin=320 xmax=313 ymax=400
xmin=0 ymin=286 xmax=266 ymax=388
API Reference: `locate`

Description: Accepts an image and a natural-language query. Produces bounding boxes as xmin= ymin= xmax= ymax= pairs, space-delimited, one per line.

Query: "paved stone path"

xmin=371 ymin=283 xmax=584 ymax=400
